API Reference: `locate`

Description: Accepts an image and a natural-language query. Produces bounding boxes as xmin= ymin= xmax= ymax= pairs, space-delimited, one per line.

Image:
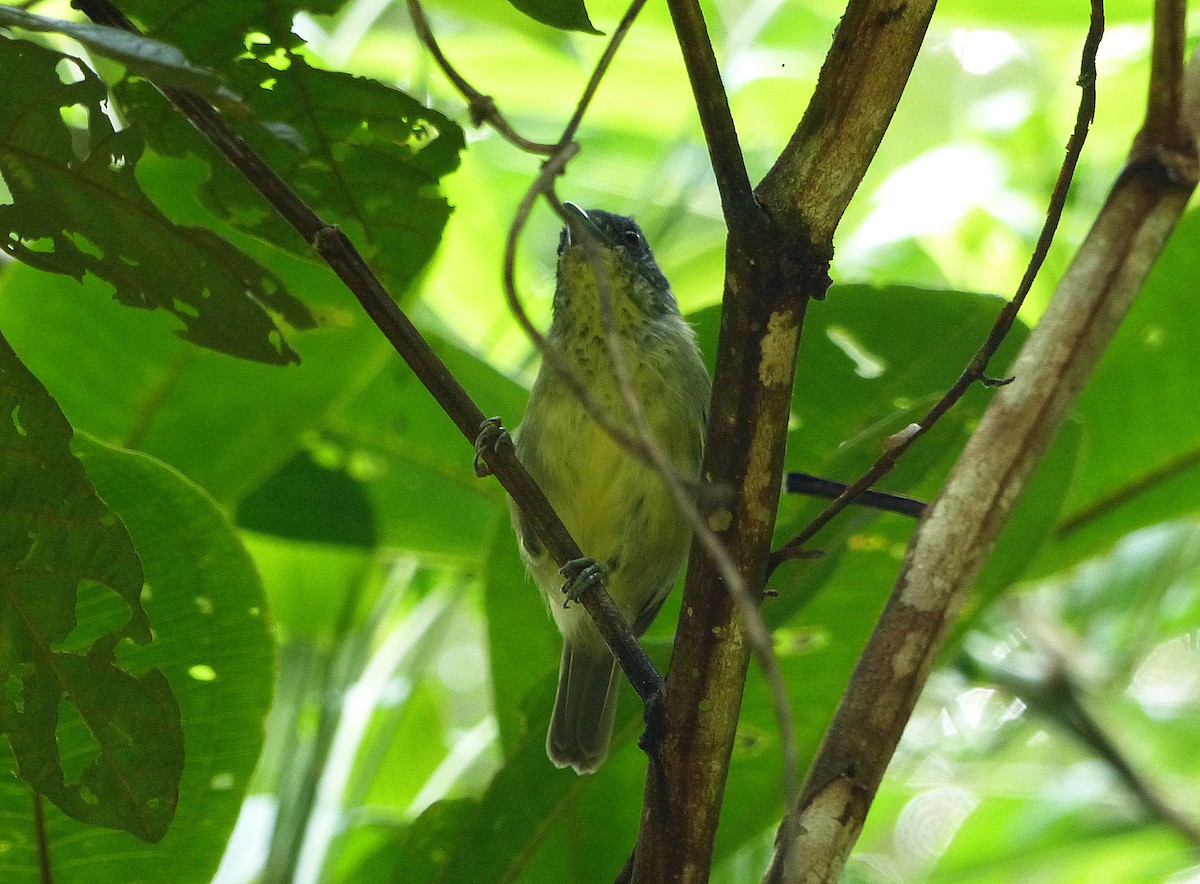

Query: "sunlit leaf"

xmin=117 ymin=0 xmax=351 ymax=65
xmin=0 ymin=37 xmax=313 ymax=365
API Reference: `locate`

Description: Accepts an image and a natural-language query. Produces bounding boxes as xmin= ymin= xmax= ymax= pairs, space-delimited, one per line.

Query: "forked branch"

xmin=767 ymin=3 xmax=1199 ymax=880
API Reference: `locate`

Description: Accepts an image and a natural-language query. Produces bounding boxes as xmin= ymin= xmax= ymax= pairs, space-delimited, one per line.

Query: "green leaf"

xmin=237 ymin=448 xmax=378 ymax=546
xmin=117 ymin=0 xmax=351 ymax=65
xmin=0 ymin=433 xmax=275 ymax=881
xmin=0 ymin=37 xmax=314 ymax=365
xmin=0 ymin=254 xmax=387 ymax=506
xmin=0 ymin=7 xmax=227 ymax=97
xmin=708 ymin=284 xmax=1033 ymax=622
xmin=1032 ymin=208 xmax=1200 ymax=576
xmin=504 ymin=0 xmax=601 ymax=34
xmin=115 ymin=54 xmax=465 ymax=294
xmin=0 ymin=331 xmax=183 ymax=843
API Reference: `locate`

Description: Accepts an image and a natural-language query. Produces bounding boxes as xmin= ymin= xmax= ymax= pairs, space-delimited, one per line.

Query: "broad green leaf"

xmin=505 ymin=0 xmax=601 ymax=34
xmin=0 ymin=435 xmax=275 ymax=882
xmin=0 ymin=37 xmax=313 ymax=365
xmin=244 ymin=533 xmax=379 ymax=645
xmin=928 ymin=797 xmax=1192 ymax=883
xmin=115 ymin=54 xmax=465 ymax=294
xmin=0 ymin=246 xmax=514 ymax=557
xmin=0 ymin=7 xmax=226 ymax=97
xmin=0 ymin=330 xmax=182 ymax=843
xmin=734 ymin=284 xmax=1034 ymax=622
xmin=1031 ymin=208 xmax=1200 ymax=577
xmin=0 ymin=255 xmax=387 ymax=506
xmin=233 ymin=328 xmax=523 ymax=555
xmin=237 ymin=449 xmax=378 ymax=547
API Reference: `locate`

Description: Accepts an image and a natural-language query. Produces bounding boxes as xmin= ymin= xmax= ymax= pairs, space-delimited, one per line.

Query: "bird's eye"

xmin=623 ymin=229 xmax=642 ymax=248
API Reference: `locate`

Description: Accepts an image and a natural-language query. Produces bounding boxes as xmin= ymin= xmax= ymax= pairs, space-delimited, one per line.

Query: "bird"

xmin=508 ymin=203 xmax=710 ymax=773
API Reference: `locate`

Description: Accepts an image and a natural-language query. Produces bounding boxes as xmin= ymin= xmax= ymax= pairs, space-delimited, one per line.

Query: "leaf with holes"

xmin=0 ymin=330 xmax=183 ymax=843
xmin=116 ymin=53 xmax=465 ymax=294
xmin=0 ymin=37 xmax=314 ymax=365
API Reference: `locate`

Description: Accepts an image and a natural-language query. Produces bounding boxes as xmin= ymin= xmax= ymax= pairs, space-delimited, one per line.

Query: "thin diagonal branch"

xmin=767 ymin=6 xmax=1200 ymax=882
xmin=968 ymin=619 xmax=1200 ymax=846
xmin=405 ymin=0 xmax=556 ymax=154
xmin=70 ymin=0 xmax=665 ymax=703
xmin=770 ymin=0 xmax=1105 ymax=571
xmin=785 ymin=472 xmax=927 ymax=519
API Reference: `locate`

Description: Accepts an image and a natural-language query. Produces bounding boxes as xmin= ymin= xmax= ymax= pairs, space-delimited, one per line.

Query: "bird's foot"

xmin=558 ymin=557 xmax=609 ymax=608
xmin=473 ymin=416 xmax=511 ymax=478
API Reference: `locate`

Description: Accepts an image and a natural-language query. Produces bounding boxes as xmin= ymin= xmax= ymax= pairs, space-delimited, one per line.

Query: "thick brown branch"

xmin=766 ymin=29 xmax=1200 ymax=884
xmin=71 ymin=0 xmax=665 ymax=703
xmin=757 ymin=0 xmax=938 ymax=241
xmin=1145 ymin=0 xmax=1187 ymax=144
xmin=631 ymin=1 xmax=939 ymax=881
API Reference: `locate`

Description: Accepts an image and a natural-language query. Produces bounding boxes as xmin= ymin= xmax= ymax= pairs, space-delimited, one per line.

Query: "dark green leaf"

xmin=0 ymin=331 xmax=182 ymax=843
xmin=115 ymin=54 xmax=465 ymax=294
xmin=0 ymin=7 xmax=226 ymax=96
xmin=504 ymin=0 xmax=601 ymax=34
xmin=237 ymin=448 xmax=378 ymax=546
xmin=0 ymin=433 xmax=275 ymax=881
xmin=0 ymin=37 xmax=314 ymax=365
xmin=117 ymin=0 xmax=351 ymax=65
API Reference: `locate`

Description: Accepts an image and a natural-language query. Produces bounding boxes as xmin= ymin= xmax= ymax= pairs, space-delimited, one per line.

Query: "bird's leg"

xmin=558 ymin=557 xmax=609 ymax=608
xmin=638 ymin=684 xmax=668 ymax=756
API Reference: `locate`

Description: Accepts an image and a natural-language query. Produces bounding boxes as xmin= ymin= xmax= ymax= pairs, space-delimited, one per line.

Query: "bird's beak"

xmin=560 ymin=202 xmax=598 ymax=248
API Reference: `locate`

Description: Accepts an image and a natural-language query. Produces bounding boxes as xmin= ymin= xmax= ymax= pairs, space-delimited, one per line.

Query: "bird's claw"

xmin=473 ymin=417 xmax=511 ymax=478
xmin=559 ymin=557 xmax=608 ymax=608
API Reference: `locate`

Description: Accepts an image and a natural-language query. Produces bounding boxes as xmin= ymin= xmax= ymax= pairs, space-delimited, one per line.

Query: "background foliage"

xmin=2 ymin=0 xmax=1199 ymax=882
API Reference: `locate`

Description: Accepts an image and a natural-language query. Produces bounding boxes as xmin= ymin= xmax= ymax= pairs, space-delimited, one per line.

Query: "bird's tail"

xmin=547 ymin=638 xmax=621 ymax=774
